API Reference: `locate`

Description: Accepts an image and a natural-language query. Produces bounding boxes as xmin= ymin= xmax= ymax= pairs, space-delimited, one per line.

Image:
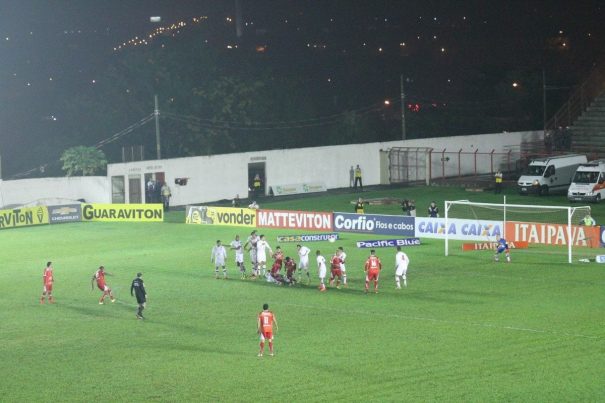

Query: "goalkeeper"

xmin=494 ymin=234 xmax=511 ymax=263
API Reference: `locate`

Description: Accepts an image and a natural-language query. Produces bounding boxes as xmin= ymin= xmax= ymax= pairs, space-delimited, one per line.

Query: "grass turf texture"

xmin=1 ymin=186 xmax=603 ymax=402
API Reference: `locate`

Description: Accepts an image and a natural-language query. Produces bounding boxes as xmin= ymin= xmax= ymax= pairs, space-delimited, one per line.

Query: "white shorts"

xmin=235 ymin=253 xmax=244 ymax=264
xmin=249 ymin=249 xmax=257 ymax=263
xmin=215 ymin=257 xmax=225 ymax=267
xmin=299 ymin=257 xmax=309 ymax=269
xmin=340 ymin=263 xmax=346 ymax=273
xmin=318 ymin=267 xmax=326 ymax=278
xmin=395 ymin=264 xmax=408 ymax=277
xmin=257 ymin=251 xmax=267 ymax=263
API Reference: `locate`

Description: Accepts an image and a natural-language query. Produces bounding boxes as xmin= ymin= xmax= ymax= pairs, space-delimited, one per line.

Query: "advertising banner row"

xmin=0 ymin=204 xmax=163 ymax=230
xmin=186 ymin=206 xmax=604 ymax=248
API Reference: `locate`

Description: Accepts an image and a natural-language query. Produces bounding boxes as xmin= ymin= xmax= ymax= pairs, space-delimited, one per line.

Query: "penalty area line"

xmin=283 ymin=302 xmax=602 ymax=340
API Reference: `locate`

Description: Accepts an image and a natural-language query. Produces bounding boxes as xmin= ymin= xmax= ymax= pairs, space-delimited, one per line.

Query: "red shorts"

xmin=97 ymin=282 xmax=109 ymax=292
xmin=260 ymin=330 xmax=273 ymax=340
xmin=44 ymin=283 xmax=53 ymax=292
xmin=367 ymin=269 xmax=380 ymax=281
xmin=330 ymin=268 xmax=342 ymax=277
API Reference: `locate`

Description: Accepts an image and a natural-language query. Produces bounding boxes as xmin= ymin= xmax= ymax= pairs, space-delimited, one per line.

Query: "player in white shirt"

xmin=316 ymin=250 xmax=327 ymax=292
xmin=337 ymin=246 xmax=348 ymax=287
xmin=296 ymin=244 xmax=311 ymax=284
xmin=211 ymin=240 xmax=228 ymax=279
xmin=394 ymin=245 xmax=410 ymax=289
xmin=230 ymin=235 xmax=246 ymax=279
xmin=244 ymin=230 xmax=259 ymax=277
xmin=256 ymin=235 xmax=273 ymax=276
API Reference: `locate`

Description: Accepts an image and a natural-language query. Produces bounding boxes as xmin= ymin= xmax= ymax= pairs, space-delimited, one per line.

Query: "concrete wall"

xmin=0 ymin=176 xmax=110 ymax=208
xmin=107 ymin=130 xmax=542 ymax=206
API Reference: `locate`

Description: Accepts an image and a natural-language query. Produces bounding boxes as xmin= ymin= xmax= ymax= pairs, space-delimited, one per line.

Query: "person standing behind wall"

xmin=349 ymin=166 xmax=355 ymax=188
xmin=161 ymin=182 xmax=171 ymax=211
xmin=354 ymin=165 xmax=363 ymax=191
xmin=253 ymin=174 xmax=262 ymax=198
xmin=494 ymin=170 xmax=503 ymax=194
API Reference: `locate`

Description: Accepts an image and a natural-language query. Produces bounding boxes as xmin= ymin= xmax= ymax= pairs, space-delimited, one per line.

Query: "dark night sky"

xmin=1 ymin=1 xmax=604 ymax=177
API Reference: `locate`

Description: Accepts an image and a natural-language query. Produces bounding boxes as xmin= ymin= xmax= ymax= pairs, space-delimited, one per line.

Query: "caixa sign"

xmin=333 ymin=212 xmax=415 ymax=236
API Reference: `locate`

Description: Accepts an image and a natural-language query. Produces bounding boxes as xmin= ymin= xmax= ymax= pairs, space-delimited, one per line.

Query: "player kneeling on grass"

xmin=329 ymin=250 xmax=343 ymax=289
xmin=316 ymin=250 xmax=327 ymax=292
xmin=257 ymin=303 xmax=278 ymax=357
xmin=130 ymin=272 xmax=147 ymax=319
xmin=494 ymin=234 xmax=511 ymax=263
xmin=40 ymin=261 xmax=55 ymax=304
xmin=394 ymin=246 xmax=410 ymax=289
xmin=92 ymin=266 xmax=115 ymax=304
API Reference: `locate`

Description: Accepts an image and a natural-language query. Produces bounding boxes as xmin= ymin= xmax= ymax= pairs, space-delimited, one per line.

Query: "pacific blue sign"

xmin=333 ymin=212 xmax=415 ymax=236
xmin=356 ymin=238 xmax=421 ymax=248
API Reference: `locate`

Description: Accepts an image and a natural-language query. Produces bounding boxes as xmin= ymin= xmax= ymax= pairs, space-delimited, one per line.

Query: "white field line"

xmin=283 ymin=302 xmax=602 ymax=340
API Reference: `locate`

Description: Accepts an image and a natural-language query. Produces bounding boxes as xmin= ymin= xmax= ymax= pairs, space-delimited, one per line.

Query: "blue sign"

xmin=600 ymin=226 xmax=605 ymax=248
xmin=333 ymin=212 xmax=415 ymax=236
xmin=356 ymin=238 xmax=421 ymax=248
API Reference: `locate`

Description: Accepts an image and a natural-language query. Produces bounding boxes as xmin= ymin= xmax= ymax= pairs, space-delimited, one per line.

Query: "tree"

xmin=60 ymin=146 xmax=107 ymax=176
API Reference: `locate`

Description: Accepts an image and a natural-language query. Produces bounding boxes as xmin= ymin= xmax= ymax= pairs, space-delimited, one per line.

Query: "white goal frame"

xmin=445 ymin=197 xmax=591 ymax=263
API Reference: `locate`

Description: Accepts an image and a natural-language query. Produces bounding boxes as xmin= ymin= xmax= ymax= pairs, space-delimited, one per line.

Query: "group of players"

xmin=40 ymin=262 xmax=148 ymax=319
xmin=210 ymin=230 xmax=412 ymax=293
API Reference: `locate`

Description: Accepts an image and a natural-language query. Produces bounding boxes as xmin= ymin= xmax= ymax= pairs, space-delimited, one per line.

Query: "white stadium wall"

xmin=0 ymin=176 xmax=110 ymax=208
xmin=107 ymin=130 xmax=542 ymax=206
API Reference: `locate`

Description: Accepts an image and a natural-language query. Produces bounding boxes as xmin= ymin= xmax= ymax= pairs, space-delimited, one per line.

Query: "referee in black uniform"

xmin=130 ymin=272 xmax=147 ymax=319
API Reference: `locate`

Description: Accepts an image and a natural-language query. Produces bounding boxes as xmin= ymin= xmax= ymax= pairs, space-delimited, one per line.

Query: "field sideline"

xmin=1 ymin=186 xmax=603 ymax=402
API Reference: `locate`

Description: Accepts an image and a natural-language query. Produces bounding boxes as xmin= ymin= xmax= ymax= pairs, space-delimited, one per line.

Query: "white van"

xmin=518 ymin=154 xmax=587 ymax=196
xmin=567 ymin=160 xmax=605 ymax=203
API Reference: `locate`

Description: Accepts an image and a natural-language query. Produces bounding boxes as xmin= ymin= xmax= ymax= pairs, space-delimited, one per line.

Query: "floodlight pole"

xmin=400 ymin=74 xmax=406 ymax=140
xmin=154 ymin=94 xmax=161 ymax=160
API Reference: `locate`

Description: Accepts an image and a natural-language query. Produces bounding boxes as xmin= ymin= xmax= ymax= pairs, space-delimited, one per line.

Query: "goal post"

xmin=445 ymin=197 xmax=594 ymax=263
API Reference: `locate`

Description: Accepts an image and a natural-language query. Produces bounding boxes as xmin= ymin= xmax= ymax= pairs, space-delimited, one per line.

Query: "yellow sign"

xmin=0 ymin=206 xmax=49 ymax=229
xmin=186 ymin=206 xmax=256 ymax=227
xmin=82 ymin=204 xmax=163 ymax=222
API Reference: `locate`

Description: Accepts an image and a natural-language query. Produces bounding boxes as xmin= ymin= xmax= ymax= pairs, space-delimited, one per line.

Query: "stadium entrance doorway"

xmin=248 ymin=162 xmax=266 ymax=199
xmin=143 ymin=172 xmax=165 ymax=203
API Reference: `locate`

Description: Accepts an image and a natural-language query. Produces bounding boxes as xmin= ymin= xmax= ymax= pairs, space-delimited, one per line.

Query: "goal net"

xmin=444 ymin=198 xmax=597 ymax=263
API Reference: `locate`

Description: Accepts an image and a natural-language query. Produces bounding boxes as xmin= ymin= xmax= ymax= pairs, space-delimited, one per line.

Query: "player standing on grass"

xmin=395 ymin=246 xmax=410 ymax=289
xmin=364 ymin=250 xmax=382 ymax=294
xmin=296 ymin=244 xmax=311 ymax=284
xmin=244 ymin=231 xmax=259 ymax=277
xmin=494 ymin=234 xmax=511 ymax=263
xmin=130 ymin=272 xmax=147 ymax=319
xmin=40 ymin=261 xmax=55 ymax=304
xmin=316 ymin=250 xmax=327 ymax=292
xmin=256 ymin=235 xmax=273 ymax=277
xmin=337 ymin=246 xmax=348 ymax=287
xmin=329 ymin=250 xmax=343 ymax=289
xmin=257 ymin=303 xmax=278 ymax=357
xmin=91 ymin=266 xmax=115 ymax=304
xmin=211 ymin=240 xmax=228 ymax=279
xmin=230 ymin=235 xmax=246 ymax=279
xmin=271 ymin=246 xmax=284 ymax=276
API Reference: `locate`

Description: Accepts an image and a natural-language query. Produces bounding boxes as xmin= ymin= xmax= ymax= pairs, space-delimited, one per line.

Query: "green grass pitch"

xmin=0 ymin=186 xmax=603 ymax=402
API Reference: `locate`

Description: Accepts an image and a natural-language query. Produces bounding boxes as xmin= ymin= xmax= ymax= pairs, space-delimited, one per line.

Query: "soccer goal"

xmin=444 ymin=197 xmax=595 ymax=263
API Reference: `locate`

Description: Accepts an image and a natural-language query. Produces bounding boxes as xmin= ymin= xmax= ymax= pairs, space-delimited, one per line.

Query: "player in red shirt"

xmin=284 ymin=256 xmax=297 ymax=285
xmin=271 ymin=247 xmax=284 ymax=276
xmin=91 ymin=266 xmax=115 ymax=304
xmin=257 ymin=303 xmax=278 ymax=357
xmin=40 ymin=261 xmax=55 ymax=304
xmin=364 ymin=249 xmax=382 ymax=294
xmin=329 ymin=251 xmax=343 ymax=289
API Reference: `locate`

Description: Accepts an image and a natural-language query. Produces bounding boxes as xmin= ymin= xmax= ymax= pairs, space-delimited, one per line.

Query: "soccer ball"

xmin=328 ymin=237 xmax=336 ymax=243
